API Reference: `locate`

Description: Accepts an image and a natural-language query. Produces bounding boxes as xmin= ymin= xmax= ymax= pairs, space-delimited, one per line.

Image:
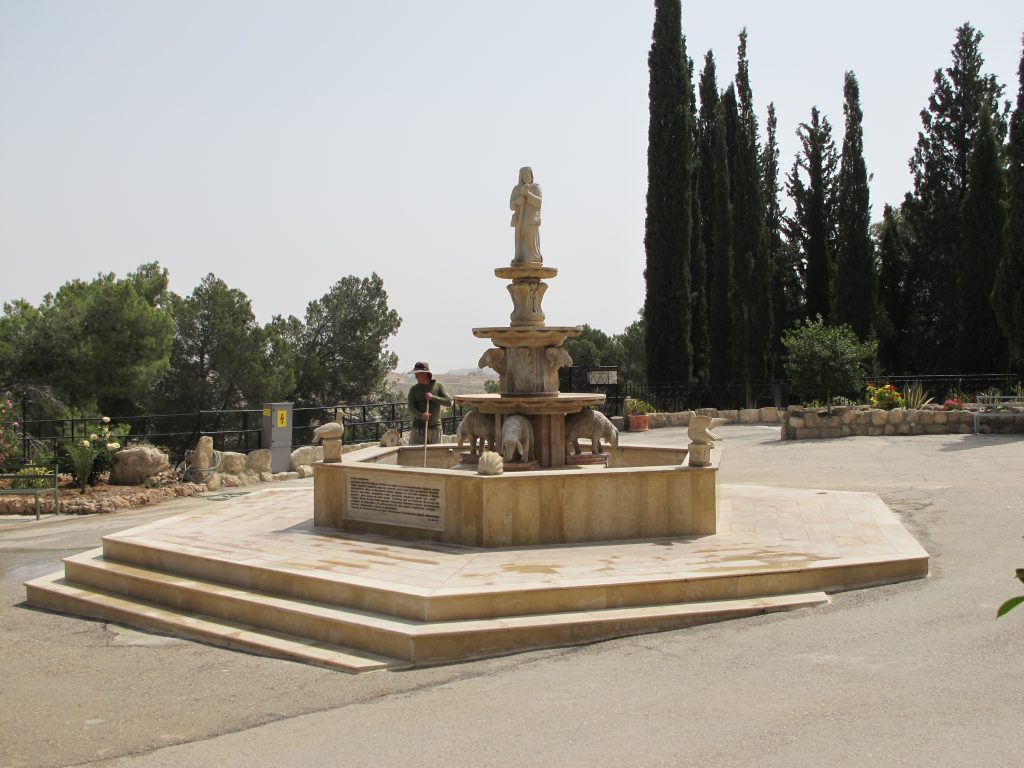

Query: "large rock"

xmin=738 ymin=409 xmax=760 ymax=424
xmin=192 ymin=436 xmax=215 ymax=469
xmin=220 ymin=451 xmax=246 ymax=475
xmin=246 ymin=449 xmax=272 ymax=474
xmin=290 ymin=445 xmax=323 ymax=471
xmin=109 ymin=447 xmax=171 ymax=485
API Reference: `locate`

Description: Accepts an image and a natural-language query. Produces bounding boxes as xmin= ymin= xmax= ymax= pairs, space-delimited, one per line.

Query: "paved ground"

xmin=2 ymin=425 xmax=1022 ymax=768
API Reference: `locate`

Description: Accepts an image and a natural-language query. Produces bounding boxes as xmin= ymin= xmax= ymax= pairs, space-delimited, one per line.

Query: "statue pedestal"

xmin=495 ymin=265 xmax=558 ymax=328
xmin=688 ymin=443 xmax=712 ymax=467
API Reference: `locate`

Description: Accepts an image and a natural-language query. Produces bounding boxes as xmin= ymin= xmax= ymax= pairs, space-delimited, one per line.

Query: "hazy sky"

xmin=2 ymin=1 xmax=1022 ymax=374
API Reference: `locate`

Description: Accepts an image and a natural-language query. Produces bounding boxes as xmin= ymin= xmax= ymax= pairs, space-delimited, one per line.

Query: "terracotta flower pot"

xmin=627 ymin=414 xmax=649 ymax=432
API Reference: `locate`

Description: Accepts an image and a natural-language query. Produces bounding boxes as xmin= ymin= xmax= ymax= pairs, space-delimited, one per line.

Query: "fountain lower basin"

xmin=313 ymin=443 xmax=718 ymax=548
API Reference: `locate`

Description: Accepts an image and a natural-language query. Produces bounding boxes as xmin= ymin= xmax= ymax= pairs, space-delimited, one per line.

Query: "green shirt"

xmin=407 ymin=380 xmax=452 ymax=427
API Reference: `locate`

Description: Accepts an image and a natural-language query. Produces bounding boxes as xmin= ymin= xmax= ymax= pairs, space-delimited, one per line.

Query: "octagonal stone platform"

xmin=25 ymin=482 xmax=928 ymax=672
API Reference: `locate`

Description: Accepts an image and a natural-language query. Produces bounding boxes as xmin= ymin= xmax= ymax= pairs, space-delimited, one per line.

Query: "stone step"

xmin=29 ymin=550 xmax=829 ymax=667
xmin=24 ymin=569 xmax=406 ymax=674
xmin=100 ymin=532 xmax=851 ymax=623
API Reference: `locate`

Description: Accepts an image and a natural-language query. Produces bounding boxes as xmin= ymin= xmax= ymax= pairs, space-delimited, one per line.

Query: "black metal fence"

xmin=863 ymin=374 xmax=1023 ymax=401
xmin=3 ymin=409 xmax=264 ymax=470
xmin=291 ymin=403 xmax=465 ymax=448
xmin=562 ymin=366 xmax=786 ymax=415
xmin=3 ymin=371 xmax=1019 ymax=469
xmin=562 ymin=366 xmax=1023 ymax=415
xmin=2 ymin=400 xmax=467 ymax=469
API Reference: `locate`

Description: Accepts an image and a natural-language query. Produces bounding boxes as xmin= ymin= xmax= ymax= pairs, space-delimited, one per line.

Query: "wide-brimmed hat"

xmin=411 ymin=361 xmax=432 ymax=375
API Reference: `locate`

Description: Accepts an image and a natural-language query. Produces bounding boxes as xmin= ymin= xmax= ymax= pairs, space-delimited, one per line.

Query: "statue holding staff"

xmin=509 ymin=166 xmax=543 ymax=264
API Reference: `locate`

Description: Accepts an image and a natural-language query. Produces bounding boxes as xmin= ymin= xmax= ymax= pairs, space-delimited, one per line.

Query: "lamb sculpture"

xmin=456 ymin=411 xmax=496 ymax=455
xmin=500 ymin=414 xmax=534 ymax=463
xmin=564 ymin=409 xmax=619 ymax=457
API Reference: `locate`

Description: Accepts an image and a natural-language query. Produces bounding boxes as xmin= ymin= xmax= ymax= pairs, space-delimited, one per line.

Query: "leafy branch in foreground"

xmin=997 ymin=568 xmax=1024 ymax=617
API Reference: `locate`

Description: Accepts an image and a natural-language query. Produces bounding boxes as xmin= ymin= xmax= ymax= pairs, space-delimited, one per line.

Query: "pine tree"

xmin=994 ymin=35 xmax=1024 ymax=367
xmin=959 ymin=106 xmax=1008 ymax=372
xmin=903 ymin=23 xmax=1007 ymax=372
xmin=643 ymin=0 xmax=694 ymax=383
xmin=696 ymin=52 xmax=733 ymax=391
xmin=786 ymin=107 xmax=838 ymax=323
xmin=834 ymin=72 xmax=877 ymax=341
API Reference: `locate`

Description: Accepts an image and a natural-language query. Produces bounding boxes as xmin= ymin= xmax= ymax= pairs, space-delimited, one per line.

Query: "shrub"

xmin=60 ymin=417 xmax=127 ymax=491
xmin=626 ymin=398 xmax=656 ymax=415
xmin=902 ymin=382 xmax=934 ymax=410
xmin=867 ymin=383 xmax=904 ymax=410
xmin=64 ymin=440 xmax=99 ymax=493
xmin=0 ymin=398 xmax=19 ymax=464
xmin=11 ymin=465 xmax=51 ymax=489
xmin=782 ymin=317 xmax=877 ymax=413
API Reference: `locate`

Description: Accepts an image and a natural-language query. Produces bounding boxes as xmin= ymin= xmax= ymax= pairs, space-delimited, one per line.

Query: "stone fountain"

xmin=312 ymin=167 xmax=719 ymax=546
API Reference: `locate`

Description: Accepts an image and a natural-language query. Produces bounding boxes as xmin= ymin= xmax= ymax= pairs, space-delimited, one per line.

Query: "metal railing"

xmin=2 ymin=401 xmax=468 ymax=469
xmin=564 ymin=368 xmax=1024 ymax=414
xmin=292 ymin=402 xmax=465 ymax=447
xmin=563 ymin=367 xmax=786 ymax=415
xmin=5 ymin=371 xmax=1017 ymax=468
xmin=865 ymin=374 xmax=1023 ymax=401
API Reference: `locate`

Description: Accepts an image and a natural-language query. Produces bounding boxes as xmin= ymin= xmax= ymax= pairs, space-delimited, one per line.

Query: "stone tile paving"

xmin=102 ymin=484 xmax=928 ymax=597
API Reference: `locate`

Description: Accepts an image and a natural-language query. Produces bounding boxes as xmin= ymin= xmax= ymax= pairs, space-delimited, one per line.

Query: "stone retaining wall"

xmin=780 ymin=405 xmax=1024 ymax=440
xmin=611 ymin=404 xmax=1024 ymax=439
xmin=611 ymin=407 xmax=782 ymax=431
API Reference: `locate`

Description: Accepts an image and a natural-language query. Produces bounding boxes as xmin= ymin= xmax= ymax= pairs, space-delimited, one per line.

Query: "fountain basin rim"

xmin=495 ymin=265 xmax=558 ymax=279
xmin=472 ymin=326 xmax=583 ymax=347
xmin=454 ymin=392 xmax=605 ymax=414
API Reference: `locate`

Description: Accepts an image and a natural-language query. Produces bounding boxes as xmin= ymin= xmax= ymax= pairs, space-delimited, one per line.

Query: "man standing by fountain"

xmin=407 ymin=362 xmax=453 ymax=445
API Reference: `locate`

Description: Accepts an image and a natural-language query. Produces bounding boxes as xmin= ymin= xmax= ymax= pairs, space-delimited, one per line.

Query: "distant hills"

xmin=386 ymin=368 xmax=498 ymax=397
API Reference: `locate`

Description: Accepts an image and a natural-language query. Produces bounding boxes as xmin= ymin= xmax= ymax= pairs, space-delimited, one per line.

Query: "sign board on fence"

xmin=587 ymin=370 xmax=618 ymax=385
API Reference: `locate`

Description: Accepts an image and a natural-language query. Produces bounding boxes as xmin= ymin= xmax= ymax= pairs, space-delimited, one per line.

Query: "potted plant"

xmin=625 ymin=398 xmax=655 ymax=432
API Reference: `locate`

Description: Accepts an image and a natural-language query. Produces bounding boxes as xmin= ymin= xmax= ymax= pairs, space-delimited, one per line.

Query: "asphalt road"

xmin=1 ymin=426 xmax=1022 ymax=768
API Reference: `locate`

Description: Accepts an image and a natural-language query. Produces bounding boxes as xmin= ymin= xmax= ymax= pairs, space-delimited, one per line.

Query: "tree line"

xmin=643 ymin=0 xmax=1024 ymax=406
xmin=0 ymin=264 xmax=402 ymax=418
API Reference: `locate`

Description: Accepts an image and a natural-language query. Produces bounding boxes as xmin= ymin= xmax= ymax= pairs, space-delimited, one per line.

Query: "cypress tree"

xmin=643 ymin=0 xmax=694 ymax=383
xmin=762 ymin=103 xmax=799 ymax=377
xmin=876 ymin=204 xmax=912 ymax=373
xmin=718 ymin=86 xmax=742 ymax=398
xmin=959 ymin=106 xmax=1007 ymax=372
xmin=731 ymin=30 xmax=772 ymax=404
xmin=689 ymin=71 xmax=710 ymax=387
xmin=903 ymin=23 xmax=1007 ymax=372
xmin=834 ymin=72 xmax=877 ymax=341
xmin=994 ymin=35 xmax=1024 ymax=367
xmin=786 ymin=107 xmax=838 ymax=323
xmin=697 ymin=52 xmax=733 ymax=391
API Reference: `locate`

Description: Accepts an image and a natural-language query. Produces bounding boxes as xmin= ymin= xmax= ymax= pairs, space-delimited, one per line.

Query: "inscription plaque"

xmin=345 ymin=474 xmax=445 ymax=531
